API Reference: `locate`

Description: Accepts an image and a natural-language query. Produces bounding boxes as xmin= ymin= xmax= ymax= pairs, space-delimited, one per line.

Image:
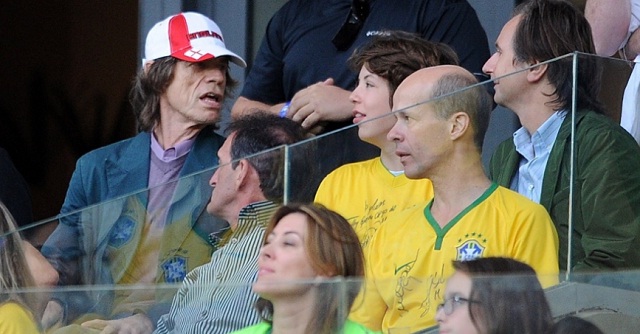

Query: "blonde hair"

xmin=0 ymin=201 xmax=38 ymax=314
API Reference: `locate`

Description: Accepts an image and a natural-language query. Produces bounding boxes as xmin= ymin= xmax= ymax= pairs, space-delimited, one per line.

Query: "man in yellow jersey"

xmin=350 ymin=65 xmax=559 ymax=333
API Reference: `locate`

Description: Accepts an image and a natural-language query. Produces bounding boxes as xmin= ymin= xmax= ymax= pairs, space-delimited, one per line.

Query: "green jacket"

xmin=231 ymin=319 xmax=381 ymax=334
xmin=490 ymin=110 xmax=640 ymax=271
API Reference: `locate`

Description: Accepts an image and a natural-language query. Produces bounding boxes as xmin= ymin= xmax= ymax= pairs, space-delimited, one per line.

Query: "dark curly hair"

xmin=348 ymin=30 xmax=459 ymax=107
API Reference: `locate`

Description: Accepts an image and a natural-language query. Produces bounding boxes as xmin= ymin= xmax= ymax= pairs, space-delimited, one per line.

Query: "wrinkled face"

xmin=435 ymin=271 xmax=479 ymax=334
xmin=482 ymin=15 xmax=528 ymax=109
xmin=387 ymin=87 xmax=451 ymax=179
xmin=207 ymin=132 xmax=237 ymax=222
xmin=253 ymin=212 xmax=319 ymax=300
xmin=350 ymin=66 xmax=395 ymax=147
xmin=161 ymin=57 xmax=228 ymax=127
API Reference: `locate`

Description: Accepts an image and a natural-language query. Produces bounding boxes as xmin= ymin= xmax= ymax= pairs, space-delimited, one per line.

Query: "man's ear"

xmin=450 ymin=111 xmax=470 ymax=141
xmin=234 ymin=159 xmax=252 ymax=190
xmin=143 ymin=60 xmax=155 ymax=74
xmin=527 ymin=61 xmax=547 ymax=83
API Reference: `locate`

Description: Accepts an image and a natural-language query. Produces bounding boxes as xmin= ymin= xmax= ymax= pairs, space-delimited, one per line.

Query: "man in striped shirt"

xmin=154 ymin=112 xmax=311 ymax=334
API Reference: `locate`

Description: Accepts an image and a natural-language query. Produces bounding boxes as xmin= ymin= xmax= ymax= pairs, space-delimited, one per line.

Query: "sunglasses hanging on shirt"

xmin=332 ymin=0 xmax=370 ymax=51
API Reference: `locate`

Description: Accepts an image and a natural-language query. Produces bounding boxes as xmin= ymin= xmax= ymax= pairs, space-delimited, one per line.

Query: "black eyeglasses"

xmin=332 ymin=0 xmax=370 ymax=51
xmin=437 ymin=296 xmax=480 ymax=316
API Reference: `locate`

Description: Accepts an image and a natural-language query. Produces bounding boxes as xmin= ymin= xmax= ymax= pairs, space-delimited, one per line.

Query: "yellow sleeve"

xmin=0 ymin=302 xmax=41 ymax=334
xmin=511 ymin=202 xmax=560 ymax=287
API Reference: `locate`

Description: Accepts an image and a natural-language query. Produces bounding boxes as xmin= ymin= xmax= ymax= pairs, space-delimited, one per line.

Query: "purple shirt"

xmin=147 ymin=134 xmax=196 ymax=227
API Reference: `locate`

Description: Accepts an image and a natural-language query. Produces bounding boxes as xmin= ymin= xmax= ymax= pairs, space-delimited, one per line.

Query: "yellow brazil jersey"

xmin=315 ymin=157 xmax=433 ymax=254
xmin=350 ymin=183 xmax=559 ymax=333
xmin=0 ymin=302 xmax=40 ymax=334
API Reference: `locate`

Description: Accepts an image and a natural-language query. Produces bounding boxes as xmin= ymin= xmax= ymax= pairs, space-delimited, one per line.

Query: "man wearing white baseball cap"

xmin=143 ymin=11 xmax=246 ymax=67
xmin=41 ymin=12 xmax=245 ymax=334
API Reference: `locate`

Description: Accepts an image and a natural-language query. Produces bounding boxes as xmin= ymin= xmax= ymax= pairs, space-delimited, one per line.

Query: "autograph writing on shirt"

xmin=348 ymin=198 xmax=397 ymax=247
xmin=394 ymin=250 xmax=420 ymax=314
xmin=393 ymin=250 xmax=446 ymax=318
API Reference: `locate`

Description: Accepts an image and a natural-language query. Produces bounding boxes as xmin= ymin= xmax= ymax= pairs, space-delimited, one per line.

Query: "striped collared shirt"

xmin=154 ymin=201 xmax=278 ymax=334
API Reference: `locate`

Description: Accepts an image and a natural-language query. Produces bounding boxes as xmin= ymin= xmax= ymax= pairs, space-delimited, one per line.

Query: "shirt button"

xmin=528 ymin=184 xmax=534 ymax=190
xmin=230 ymin=238 xmax=238 ymax=244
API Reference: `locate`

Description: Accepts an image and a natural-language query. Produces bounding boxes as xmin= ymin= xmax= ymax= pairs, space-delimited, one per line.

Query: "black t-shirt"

xmin=243 ymin=0 xmax=490 ymax=103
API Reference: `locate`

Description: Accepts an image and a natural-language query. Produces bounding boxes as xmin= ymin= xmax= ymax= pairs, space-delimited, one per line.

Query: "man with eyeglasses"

xmin=231 ymin=0 xmax=490 ymax=190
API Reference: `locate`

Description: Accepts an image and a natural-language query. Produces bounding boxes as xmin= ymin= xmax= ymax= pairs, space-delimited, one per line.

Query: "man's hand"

xmin=288 ymin=78 xmax=354 ymax=130
xmin=81 ymin=313 xmax=154 ymax=334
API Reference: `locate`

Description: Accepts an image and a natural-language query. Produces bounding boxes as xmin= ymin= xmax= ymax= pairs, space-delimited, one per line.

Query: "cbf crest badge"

xmin=108 ymin=217 xmax=135 ymax=248
xmin=456 ymin=237 xmax=486 ymax=261
xmin=162 ymin=256 xmax=188 ymax=283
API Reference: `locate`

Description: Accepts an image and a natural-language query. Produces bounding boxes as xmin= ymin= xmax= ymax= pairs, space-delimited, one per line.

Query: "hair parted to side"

xmin=225 ymin=112 xmax=313 ymax=203
xmin=512 ymin=0 xmax=604 ymax=113
xmin=452 ymin=257 xmax=553 ymax=334
xmin=255 ymin=203 xmax=364 ymax=333
xmin=349 ymin=30 xmax=460 ymax=107
xmin=429 ymin=72 xmax=492 ymax=150
xmin=0 ymin=201 xmax=38 ymax=315
xmin=129 ymin=56 xmax=238 ymax=132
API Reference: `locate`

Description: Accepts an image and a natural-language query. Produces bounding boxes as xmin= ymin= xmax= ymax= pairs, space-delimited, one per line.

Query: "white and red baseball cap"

xmin=144 ymin=12 xmax=246 ymax=67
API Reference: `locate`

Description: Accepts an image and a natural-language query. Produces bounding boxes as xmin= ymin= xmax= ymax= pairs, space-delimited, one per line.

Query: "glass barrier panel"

xmin=284 ymin=124 xmax=379 ymax=204
xmin=6 ymin=271 xmax=638 ymax=333
xmin=567 ymin=53 xmax=640 ymax=277
xmin=30 ymin=164 xmax=225 ymax=325
xmin=287 ymin=110 xmax=404 ymax=247
xmin=286 ymin=72 xmax=566 ymax=332
xmin=5 ymin=144 xmax=287 ymax=329
xmin=6 ymin=52 xmax=640 ymax=334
